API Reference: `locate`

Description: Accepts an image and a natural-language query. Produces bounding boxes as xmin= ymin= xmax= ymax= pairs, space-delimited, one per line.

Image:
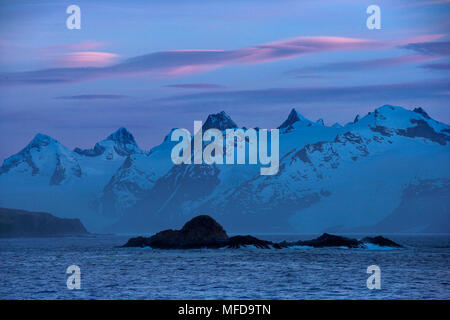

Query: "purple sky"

xmin=0 ymin=0 xmax=449 ymax=161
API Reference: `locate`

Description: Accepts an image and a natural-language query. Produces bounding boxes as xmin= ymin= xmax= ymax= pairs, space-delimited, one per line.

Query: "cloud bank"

xmin=0 ymin=36 xmax=384 ymax=85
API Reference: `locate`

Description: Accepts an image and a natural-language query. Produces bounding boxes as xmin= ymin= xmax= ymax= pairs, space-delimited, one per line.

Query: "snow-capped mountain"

xmin=0 ymin=133 xmax=82 ymax=185
xmin=0 ymin=105 xmax=449 ymax=233
xmin=74 ymin=127 xmax=143 ymax=159
xmin=0 ymin=127 xmax=143 ymax=229
xmin=110 ymin=105 xmax=450 ymax=233
xmin=278 ymin=108 xmax=316 ymax=131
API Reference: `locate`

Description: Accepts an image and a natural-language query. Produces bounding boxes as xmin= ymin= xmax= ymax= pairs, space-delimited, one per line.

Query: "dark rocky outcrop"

xmin=150 ymin=215 xmax=228 ymax=249
xmin=123 ymin=215 xmax=275 ymax=249
xmin=227 ymin=235 xmax=274 ymax=249
xmin=0 ymin=207 xmax=88 ymax=237
xmin=282 ymin=233 xmax=402 ymax=249
xmin=123 ymin=215 xmax=229 ymax=249
xmin=294 ymin=233 xmax=362 ymax=248
xmin=123 ymin=215 xmax=402 ymax=250
xmin=121 ymin=236 xmax=152 ymax=247
xmin=361 ymin=236 xmax=402 ymax=248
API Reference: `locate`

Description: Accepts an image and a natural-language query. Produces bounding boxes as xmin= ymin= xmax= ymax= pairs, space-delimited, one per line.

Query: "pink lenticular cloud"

xmin=233 ymin=36 xmax=381 ymax=64
xmin=52 ymin=52 xmax=120 ymax=67
xmin=2 ymin=35 xmax=443 ymax=85
xmin=158 ymin=36 xmax=383 ymax=73
xmin=164 ymin=64 xmax=220 ymax=77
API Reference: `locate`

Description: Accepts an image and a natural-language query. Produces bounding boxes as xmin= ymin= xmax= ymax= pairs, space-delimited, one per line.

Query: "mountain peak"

xmin=278 ymin=108 xmax=310 ymax=129
xmin=33 ymin=133 xmax=54 ymax=141
xmin=374 ymin=105 xmax=406 ymax=115
xmin=28 ymin=133 xmax=58 ymax=148
xmin=106 ymin=127 xmax=136 ymax=145
xmin=203 ymin=111 xmax=238 ymax=131
xmin=413 ymin=107 xmax=431 ymax=119
xmin=0 ymin=133 xmax=70 ymax=177
xmin=371 ymin=105 xmax=435 ymax=123
xmin=75 ymin=127 xmax=140 ymax=157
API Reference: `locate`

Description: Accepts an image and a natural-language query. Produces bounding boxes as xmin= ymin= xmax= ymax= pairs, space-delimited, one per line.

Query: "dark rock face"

xmin=361 ymin=236 xmax=402 ymax=248
xmin=396 ymin=119 xmax=449 ymax=145
xmin=122 ymin=215 xmax=402 ymax=250
xmin=370 ymin=125 xmax=394 ymax=137
xmin=49 ymin=154 xmax=81 ymax=186
xmin=413 ymin=107 xmax=431 ymax=119
xmin=278 ymin=108 xmax=301 ymax=129
xmin=0 ymin=207 xmax=88 ymax=237
xmin=107 ymin=127 xmax=140 ymax=156
xmin=295 ymin=233 xmax=362 ymax=248
xmin=50 ymin=155 xmax=67 ymax=185
xmin=202 ymin=111 xmax=238 ymax=131
xmin=106 ymin=127 xmax=136 ymax=145
xmin=293 ymin=148 xmax=312 ymax=164
xmin=74 ymin=144 xmax=105 ymax=157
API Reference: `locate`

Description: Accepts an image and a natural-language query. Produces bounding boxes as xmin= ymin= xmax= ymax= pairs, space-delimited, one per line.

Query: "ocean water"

xmin=0 ymin=234 xmax=449 ymax=300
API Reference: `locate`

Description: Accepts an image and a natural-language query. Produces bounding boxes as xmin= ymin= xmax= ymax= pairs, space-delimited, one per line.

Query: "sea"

xmin=0 ymin=234 xmax=449 ymax=300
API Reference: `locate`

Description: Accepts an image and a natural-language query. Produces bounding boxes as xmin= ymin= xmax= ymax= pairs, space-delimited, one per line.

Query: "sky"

xmin=0 ymin=0 xmax=449 ymax=161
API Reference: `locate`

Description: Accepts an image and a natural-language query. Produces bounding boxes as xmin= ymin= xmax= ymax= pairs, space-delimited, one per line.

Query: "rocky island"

xmin=0 ymin=207 xmax=88 ymax=237
xmin=122 ymin=215 xmax=402 ymax=249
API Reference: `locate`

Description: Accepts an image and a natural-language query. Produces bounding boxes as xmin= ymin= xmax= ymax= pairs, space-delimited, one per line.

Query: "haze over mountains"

xmin=0 ymin=105 xmax=448 ymax=234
